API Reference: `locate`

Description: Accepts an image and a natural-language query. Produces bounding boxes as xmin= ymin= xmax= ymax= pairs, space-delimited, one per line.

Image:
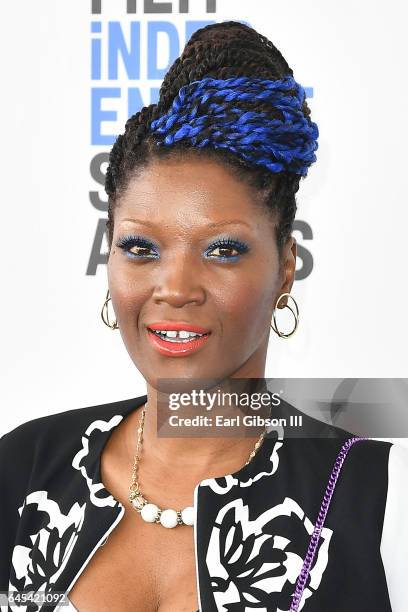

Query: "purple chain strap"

xmin=289 ymin=436 xmax=369 ymax=611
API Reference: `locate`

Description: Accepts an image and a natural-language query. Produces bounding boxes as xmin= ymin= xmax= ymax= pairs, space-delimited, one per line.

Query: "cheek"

xmin=107 ymin=255 xmax=149 ymax=320
xmin=214 ymin=273 xmax=275 ymax=340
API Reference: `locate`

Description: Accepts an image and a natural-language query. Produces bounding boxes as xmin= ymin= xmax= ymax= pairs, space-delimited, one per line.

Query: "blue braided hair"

xmin=105 ymin=20 xmax=318 ymax=257
xmin=149 ymin=75 xmax=318 ymax=177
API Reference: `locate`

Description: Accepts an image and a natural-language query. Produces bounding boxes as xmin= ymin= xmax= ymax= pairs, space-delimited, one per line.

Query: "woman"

xmin=1 ymin=20 xmax=407 ymax=612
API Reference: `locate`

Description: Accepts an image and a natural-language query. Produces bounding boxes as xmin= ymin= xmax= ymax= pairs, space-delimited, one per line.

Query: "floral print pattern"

xmin=8 ymin=491 xmax=86 ymax=612
xmin=206 ymin=497 xmax=332 ymax=611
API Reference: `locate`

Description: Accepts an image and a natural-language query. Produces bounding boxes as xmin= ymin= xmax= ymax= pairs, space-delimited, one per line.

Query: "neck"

xmin=134 ymin=380 xmax=268 ymax=482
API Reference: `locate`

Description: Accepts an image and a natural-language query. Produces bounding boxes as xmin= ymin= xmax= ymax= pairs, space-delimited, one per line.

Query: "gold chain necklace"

xmin=128 ymin=403 xmax=267 ymax=528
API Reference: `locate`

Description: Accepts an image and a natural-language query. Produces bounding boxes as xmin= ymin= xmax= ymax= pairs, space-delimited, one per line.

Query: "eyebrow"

xmin=118 ymin=218 xmax=252 ymax=229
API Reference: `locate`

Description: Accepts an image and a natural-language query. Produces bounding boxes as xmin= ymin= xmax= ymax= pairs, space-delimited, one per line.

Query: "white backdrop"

xmin=0 ymin=0 xmax=407 ymax=439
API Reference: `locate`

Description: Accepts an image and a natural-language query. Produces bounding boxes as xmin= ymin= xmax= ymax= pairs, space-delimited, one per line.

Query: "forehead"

xmin=115 ymin=156 xmax=269 ymax=227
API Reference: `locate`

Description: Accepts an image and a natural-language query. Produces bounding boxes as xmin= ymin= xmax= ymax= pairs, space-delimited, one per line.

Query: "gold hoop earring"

xmin=270 ymin=292 xmax=299 ymax=339
xmin=101 ymin=288 xmax=119 ymax=330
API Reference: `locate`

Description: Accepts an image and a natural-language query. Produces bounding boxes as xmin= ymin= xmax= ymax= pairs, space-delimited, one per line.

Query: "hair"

xmin=105 ymin=21 xmax=314 ymax=261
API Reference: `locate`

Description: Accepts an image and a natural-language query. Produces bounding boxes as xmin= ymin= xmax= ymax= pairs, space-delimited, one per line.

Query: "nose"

xmin=152 ymin=253 xmax=206 ymax=308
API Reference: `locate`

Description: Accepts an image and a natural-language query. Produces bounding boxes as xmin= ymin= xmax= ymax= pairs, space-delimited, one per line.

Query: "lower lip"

xmin=146 ymin=329 xmax=211 ymax=357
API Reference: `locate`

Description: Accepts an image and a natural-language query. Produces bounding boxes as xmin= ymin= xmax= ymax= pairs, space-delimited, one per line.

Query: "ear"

xmin=277 ymin=237 xmax=297 ymax=307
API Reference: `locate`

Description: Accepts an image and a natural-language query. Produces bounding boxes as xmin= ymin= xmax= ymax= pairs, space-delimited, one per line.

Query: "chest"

xmin=68 ymin=507 xmax=199 ymax=612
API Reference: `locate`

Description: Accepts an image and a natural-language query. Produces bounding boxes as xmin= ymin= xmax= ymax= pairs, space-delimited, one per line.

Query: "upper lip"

xmin=146 ymin=321 xmax=211 ymax=334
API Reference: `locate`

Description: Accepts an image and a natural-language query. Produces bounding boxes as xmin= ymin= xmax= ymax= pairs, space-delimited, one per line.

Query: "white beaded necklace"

xmin=128 ymin=403 xmax=267 ymax=528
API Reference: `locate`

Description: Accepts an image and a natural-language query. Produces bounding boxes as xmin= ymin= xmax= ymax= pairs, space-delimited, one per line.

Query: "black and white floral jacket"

xmin=0 ymin=394 xmax=407 ymax=612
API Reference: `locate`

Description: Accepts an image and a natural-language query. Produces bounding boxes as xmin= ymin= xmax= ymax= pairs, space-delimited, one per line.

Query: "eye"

xmin=115 ymin=235 xmax=159 ymax=259
xmin=115 ymin=235 xmax=250 ymax=262
xmin=205 ymin=238 xmax=250 ymax=261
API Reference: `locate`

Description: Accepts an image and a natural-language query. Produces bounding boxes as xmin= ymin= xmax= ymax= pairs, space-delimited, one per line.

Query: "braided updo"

xmin=105 ymin=21 xmax=314 ymax=259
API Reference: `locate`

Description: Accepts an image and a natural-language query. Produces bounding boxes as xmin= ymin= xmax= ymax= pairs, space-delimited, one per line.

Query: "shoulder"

xmin=0 ymin=395 xmax=146 ymax=486
xmin=0 ymin=395 xmax=145 ymax=449
xmin=334 ymin=437 xmax=393 ymax=490
xmin=276 ymin=399 xmax=393 ymax=478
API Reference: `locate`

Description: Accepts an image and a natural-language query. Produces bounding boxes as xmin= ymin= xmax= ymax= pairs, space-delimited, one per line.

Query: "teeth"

xmin=179 ymin=330 xmax=192 ymax=338
xmin=150 ymin=328 xmax=207 ymax=342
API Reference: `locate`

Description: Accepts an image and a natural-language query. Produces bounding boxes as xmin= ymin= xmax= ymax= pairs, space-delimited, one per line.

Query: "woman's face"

xmin=107 ymin=155 xmax=296 ymax=384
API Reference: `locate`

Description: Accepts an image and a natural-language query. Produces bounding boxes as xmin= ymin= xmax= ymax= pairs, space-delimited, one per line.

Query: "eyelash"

xmin=115 ymin=234 xmax=250 ymax=262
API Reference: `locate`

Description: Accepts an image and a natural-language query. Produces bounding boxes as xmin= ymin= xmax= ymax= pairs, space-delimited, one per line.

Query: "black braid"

xmin=105 ymin=21 xmax=312 ymax=257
